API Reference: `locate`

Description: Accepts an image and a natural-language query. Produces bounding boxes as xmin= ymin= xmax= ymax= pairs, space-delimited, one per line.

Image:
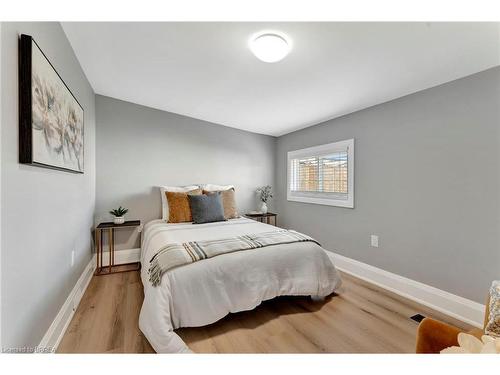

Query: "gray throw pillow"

xmin=188 ymin=192 xmax=226 ymax=224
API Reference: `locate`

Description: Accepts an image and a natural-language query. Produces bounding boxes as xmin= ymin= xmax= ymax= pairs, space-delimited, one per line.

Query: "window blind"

xmin=290 ymin=151 xmax=348 ymax=196
xmin=287 ymin=139 xmax=354 ymax=208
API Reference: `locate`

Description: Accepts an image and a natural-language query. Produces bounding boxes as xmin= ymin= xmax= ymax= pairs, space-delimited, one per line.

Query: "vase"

xmin=114 ymin=216 xmax=125 ymax=225
xmin=259 ymin=202 xmax=268 ymax=214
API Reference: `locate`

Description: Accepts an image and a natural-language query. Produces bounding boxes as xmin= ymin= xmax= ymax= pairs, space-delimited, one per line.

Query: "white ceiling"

xmin=62 ymin=22 xmax=500 ymax=136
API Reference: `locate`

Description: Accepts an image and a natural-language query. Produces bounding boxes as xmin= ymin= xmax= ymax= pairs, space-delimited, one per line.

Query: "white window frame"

xmin=287 ymin=139 xmax=354 ymax=208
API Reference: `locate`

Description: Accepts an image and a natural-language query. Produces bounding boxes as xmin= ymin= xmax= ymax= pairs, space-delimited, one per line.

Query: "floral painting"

xmin=20 ymin=35 xmax=84 ymax=173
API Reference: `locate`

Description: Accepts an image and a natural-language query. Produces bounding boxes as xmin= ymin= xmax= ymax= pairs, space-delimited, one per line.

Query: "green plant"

xmin=109 ymin=206 xmax=128 ymax=217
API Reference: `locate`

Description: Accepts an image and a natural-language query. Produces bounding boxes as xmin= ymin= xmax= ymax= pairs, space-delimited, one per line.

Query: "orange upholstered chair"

xmin=415 ymin=296 xmax=490 ymax=354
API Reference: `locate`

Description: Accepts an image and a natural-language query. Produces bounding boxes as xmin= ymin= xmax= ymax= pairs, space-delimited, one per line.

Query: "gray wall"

xmin=1 ymin=23 xmax=96 ymax=348
xmin=276 ymin=67 xmax=500 ymax=303
xmin=95 ymin=95 xmax=276 ymax=249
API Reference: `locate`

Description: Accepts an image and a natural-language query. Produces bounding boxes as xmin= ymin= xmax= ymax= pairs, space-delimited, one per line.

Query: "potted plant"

xmin=109 ymin=206 xmax=128 ymax=224
xmin=256 ymin=185 xmax=273 ymax=214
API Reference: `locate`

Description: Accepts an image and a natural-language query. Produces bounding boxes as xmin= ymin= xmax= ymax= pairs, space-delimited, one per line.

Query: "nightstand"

xmin=94 ymin=220 xmax=141 ymax=275
xmin=245 ymin=212 xmax=278 ymax=226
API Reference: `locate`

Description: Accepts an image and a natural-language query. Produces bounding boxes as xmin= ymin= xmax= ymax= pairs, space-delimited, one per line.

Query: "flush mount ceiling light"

xmin=249 ymin=32 xmax=291 ymax=63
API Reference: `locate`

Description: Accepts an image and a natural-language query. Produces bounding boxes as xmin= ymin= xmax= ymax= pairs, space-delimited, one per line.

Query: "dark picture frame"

xmin=19 ymin=34 xmax=84 ymax=173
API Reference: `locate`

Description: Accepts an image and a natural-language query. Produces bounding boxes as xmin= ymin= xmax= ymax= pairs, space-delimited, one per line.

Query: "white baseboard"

xmin=327 ymin=251 xmax=485 ymax=328
xmin=39 ymin=255 xmax=96 ymax=352
xmin=39 ymin=248 xmax=141 ymax=352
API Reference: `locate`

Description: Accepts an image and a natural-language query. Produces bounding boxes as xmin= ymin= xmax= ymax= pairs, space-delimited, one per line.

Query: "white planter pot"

xmin=113 ymin=216 xmax=125 ymax=225
xmin=259 ymin=202 xmax=268 ymax=214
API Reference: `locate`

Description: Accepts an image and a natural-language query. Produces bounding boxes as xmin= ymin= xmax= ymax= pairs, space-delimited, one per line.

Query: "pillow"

xmin=202 ymin=184 xmax=234 ymax=192
xmin=166 ymin=188 xmax=202 ymax=223
xmin=202 ymin=188 xmax=238 ymax=219
xmin=188 ymin=192 xmax=226 ymax=224
xmin=485 ymin=280 xmax=500 ymax=338
xmin=159 ymin=185 xmax=199 ymax=221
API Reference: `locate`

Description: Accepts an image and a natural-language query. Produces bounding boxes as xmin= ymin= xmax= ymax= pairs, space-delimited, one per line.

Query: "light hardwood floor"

xmin=57 ymin=270 xmax=472 ymax=353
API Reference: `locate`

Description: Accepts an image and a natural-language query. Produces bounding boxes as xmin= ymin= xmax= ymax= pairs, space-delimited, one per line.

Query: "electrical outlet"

xmin=71 ymin=250 xmax=75 ymax=267
xmin=370 ymin=235 xmax=379 ymax=248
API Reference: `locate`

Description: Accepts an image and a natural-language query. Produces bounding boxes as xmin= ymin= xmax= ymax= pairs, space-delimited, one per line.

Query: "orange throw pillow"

xmin=166 ymin=189 xmax=202 ymax=223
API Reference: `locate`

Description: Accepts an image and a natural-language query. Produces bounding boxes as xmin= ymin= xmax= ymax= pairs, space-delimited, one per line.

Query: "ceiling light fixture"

xmin=249 ymin=32 xmax=291 ymax=63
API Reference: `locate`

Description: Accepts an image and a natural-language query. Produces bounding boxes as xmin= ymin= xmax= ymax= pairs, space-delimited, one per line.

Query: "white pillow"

xmin=159 ymin=185 xmax=199 ymax=221
xmin=202 ymin=184 xmax=235 ymax=192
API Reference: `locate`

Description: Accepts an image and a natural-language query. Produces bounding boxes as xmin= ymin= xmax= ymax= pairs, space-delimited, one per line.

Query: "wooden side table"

xmin=94 ymin=220 xmax=141 ymax=275
xmin=245 ymin=212 xmax=278 ymax=226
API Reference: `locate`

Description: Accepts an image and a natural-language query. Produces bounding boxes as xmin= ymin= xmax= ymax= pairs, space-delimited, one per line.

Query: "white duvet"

xmin=139 ymin=218 xmax=342 ymax=353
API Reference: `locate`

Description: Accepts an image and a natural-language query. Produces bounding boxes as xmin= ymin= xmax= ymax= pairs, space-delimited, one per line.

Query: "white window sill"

xmin=287 ymin=194 xmax=354 ymax=208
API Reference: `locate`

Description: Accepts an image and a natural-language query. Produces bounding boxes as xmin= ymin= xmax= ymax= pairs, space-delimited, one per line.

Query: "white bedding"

xmin=139 ymin=217 xmax=342 ymax=353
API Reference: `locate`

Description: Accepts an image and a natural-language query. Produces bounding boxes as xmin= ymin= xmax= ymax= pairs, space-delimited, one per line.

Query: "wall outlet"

xmin=71 ymin=250 xmax=75 ymax=267
xmin=370 ymin=235 xmax=379 ymax=248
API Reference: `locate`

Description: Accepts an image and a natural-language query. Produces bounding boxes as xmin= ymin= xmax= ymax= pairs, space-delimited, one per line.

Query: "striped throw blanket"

xmin=148 ymin=229 xmax=320 ymax=286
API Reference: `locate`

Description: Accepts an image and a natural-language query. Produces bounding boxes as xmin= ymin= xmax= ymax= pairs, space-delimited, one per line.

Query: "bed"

xmin=139 ymin=217 xmax=342 ymax=353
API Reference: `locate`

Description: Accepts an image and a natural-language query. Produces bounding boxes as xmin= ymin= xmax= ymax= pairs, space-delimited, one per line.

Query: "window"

xmin=287 ymin=139 xmax=354 ymax=208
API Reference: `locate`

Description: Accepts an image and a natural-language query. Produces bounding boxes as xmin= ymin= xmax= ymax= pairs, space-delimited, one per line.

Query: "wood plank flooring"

xmin=57 ymin=270 xmax=472 ymax=353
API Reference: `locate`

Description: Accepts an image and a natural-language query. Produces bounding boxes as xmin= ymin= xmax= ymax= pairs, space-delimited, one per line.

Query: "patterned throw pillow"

xmin=166 ymin=189 xmax=202 ymax=223
xmin=485 ymin=280 xmax=500 ymax=338
xmin=202 ymin=188 xmax=238 ymax=219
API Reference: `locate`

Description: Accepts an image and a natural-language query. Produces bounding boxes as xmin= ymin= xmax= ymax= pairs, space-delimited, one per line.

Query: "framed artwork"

xmin=19 ymin=34 xmax=84 ymax=173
